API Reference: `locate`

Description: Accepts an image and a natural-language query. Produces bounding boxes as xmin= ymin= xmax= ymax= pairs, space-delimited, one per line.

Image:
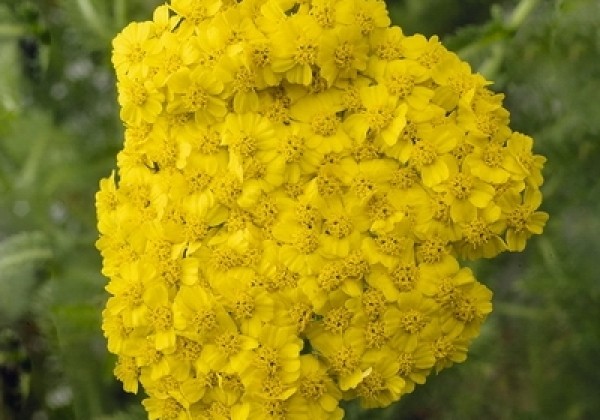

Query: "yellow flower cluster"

xmin=96 ymin=0 xmax=548 ymax=418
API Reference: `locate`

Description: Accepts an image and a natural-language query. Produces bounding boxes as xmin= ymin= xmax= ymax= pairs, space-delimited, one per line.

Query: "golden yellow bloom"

xmin=98 ymin=0 xmax=548 ymax=417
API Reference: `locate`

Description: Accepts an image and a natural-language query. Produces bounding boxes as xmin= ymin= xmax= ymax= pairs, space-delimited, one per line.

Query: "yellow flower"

xmin=99 ymin=0 xmax=547 ymax=415
xmin=391 ymin=339 xmax=435 ymax=394
xmin=287 ymin=355 xmax=344 ymax=419
xmin=290 ymin=90 xmax=351 ymax=153
xmin=142 ymin=395 xmax=189 ymax=420
xmin=216 ymin=54 xmax=261 ymax=112
xmin=433 ymin=161 xmax=497 ymax=223
xmin=344 ymin=84 xmax=407 ymax=147
xmin=384 ymin=291 xmax=439 ymax=349
xmin=170 ymin=0 xmax=222 ymax=31
xmin=105 ymin=261 xmax=158 ymax=327
xmin=272 ymin=201 xmax=326 ymax=274
xmin=505 ymin=132 xmax=547 ymax=187
xmin=401 ymin=33 xmax=447 ymax=71
xmin=350 ymin=348 xmax=406 ymax=408
xmin=271 ymin=14 xmax=323 ymax=85
xmin=112 ymin=21 xmax=156 ymax=77
xmin=366 ymin=260 xmax=422 ymax=301
xmin=498 ymin=188 xmax=549 ymax=252
xmin=114 ymin=355 xmax=140 ymax=393
xmin=199 ymin=323 xmax=259 ymax=373
xmin=143 ymin=283 xmax=177 ymax=351
xmin=335 ymin=0 xmax=391 ymax=36
xmin=318 ymin=26 xmax=369 ymax=86
xmin=118 ymin=76 xmax=164 ymax=125
xmin=463 ymin=139 xmax=513 ymax=184
xmin=431 ymin=53 xmax=489 ymax=111
xmin=376 ymin=59 xmax=434 ymax=110
xmin=312 ymin=193 xmax=369 ymax=258
xmin=419 ymin=263 xmax=493 ymax=337
xmin=277 ymin=124 xmax=322 ymax=183
xmin=173 ymin=285 xmax=223 ymax=341
xmin=245 ymin=324 xmax=303 ymax=382
xmin=458 ymin=89 xmax=511 ymax=142
xmin=400 ymin=122 xmax=458 ymax=187
xmin=309 ymin=329 xmax=370 ymax=391
xmin=430 ymin=329 xmax=470 ymax=373
xmin=456 ymin=206 xmax=506 ymax=260
xmin=166 ymin=67 xmax=227 ymax=124
xmin=214 ymin=277 xmax=275 ymax=336
xmin=148 ymin=31 xmax=199 ymax=87
xmin=244 ymin=23 xmax=281 ymax=87
xmin=222 ymin=112 xmax=279 ymax=168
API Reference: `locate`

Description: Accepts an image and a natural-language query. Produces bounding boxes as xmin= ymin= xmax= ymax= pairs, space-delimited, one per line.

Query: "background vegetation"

xmin=1 ymin=0 xmax=598 ymax=418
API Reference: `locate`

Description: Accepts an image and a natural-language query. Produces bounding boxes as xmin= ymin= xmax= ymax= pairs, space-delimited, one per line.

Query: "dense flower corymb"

xmin=96 ymin=0 xmax=548 ymax=418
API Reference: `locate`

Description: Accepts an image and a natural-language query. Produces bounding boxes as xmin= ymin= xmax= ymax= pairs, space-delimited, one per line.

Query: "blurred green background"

xmin=1 ymin=0 xmax=598 ymax=419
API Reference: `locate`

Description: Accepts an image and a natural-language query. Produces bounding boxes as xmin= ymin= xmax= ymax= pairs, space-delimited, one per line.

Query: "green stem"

xmin=75 ymin=0 xmax=109 ymax=41
xmin=114 ymin=0 xmax=127 ymax=32
xmin=0 ymin=24 xmax=26 ymax=38
xmin=17 ymin=124 xmax=49 ymax=190
xmin=471 ymin=0 xmax=542 ymax=79
xmin=508 ymin=0 xmax=542 ymax=30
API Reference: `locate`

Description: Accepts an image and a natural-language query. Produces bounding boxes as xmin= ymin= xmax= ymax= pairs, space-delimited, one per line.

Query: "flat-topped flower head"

xmin=97 ymin=0 xmax=548 ymax=417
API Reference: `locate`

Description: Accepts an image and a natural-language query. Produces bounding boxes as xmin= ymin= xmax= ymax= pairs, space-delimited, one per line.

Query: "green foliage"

xmin=0 ymin=231 xmax=52 ymax=323
xmin=0 ymin=0 xmax=599 ymax=418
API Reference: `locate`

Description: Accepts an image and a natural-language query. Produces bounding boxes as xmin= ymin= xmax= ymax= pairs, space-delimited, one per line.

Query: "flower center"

xmin=400 ymin=309 xmax=427 ymax=334
xmin=177 ymin=336 xmax=203 ymax=361
xmin=310 ymin=4 xmax=335 ymax=28
xmin=507 ymin=205 xmax=531 ymax=232
xmin=362 ymin=289 xmax=386 ymax=320
xmin=294 ymin=38 xmax=319 ymax=66
xmin=323 ymin=214 xmax=353 ymax=238
xmin=452 ymin=294 xmax=477 ymax=323
xmin=148 ymin=305 xmax=173 ymax=331
xmin=300 ymin=375 xmax=327 ymax=400
xmin=366 ymin=106 xmax=394 ymax=131
xmin=128 ymin=81 xmax=148 ymax=106
xmin=365 ymin=320 xmax=387 ymax=348
xmin=482 ymin=144 xmax=504 ymax=168
xmin=293 ymin=230 xmax=319 ymax=254
xmin=388 ymin=74 xmax=415 ymax=98
xmin=288 ymin=302 xmax=313 ymax=333
xmin=334 ymin=41 xmax=355 ymax=69
xmin=192 ymin=309 xmax=217 ymax=335
xmin=417 ymin=237 xmax=448 ymax=264
xmin=462 ymin=218 xmax=492 ymax=247
xmin=311 ymin=112 xmax=340 ymax=136
xmin=233 ymin=67 xmax=256 ymax=94
xmin=356 ymin=371 xmax=386 ymax=399
xmin=411 ymin=141 xmax=437 ymax=169
xmin=355 ymin=11 xmax=375 ymax=34
xmin=231 ymin=134 xmax=257 ymax=157
xmin=212 ymin=175 xmax=242 ymax=206
xmin=397 ymin=353 xmax=414 ymax=376
xmin=160 ymin=398 xmax=185 ymax=420
xmin=232 ymin=292 xmax=255 ymax=319
xmin=390 ymin=263 xmax=420 ymax=292
xmin=330 ymin=346 xmax=359 ymax=377
xmin=251 ymin=43 xmax=271 ymax=67
xmin=323 ymin=307 xmax=353 ymax=334
xmin=254 ymin=345 xmax=280 ymax=375
xmin=376 ymin=234 xmax=410 ymax=256
xmin=432 ymin=336 xmax=455 ymax=361
xmin=214 ymin=332 xmax=242 ymax=357
xmin=280 ymin=134 xmax=305 ymax=162
xmin=449 ymin=173 xmax=474 ymax=200
xmin=183 ymin=85 xmax=209 ymax=111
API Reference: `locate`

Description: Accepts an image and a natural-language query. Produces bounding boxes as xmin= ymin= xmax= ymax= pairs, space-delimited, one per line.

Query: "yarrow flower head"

xmin=97 ymin=1 xmax=549 ymax=418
